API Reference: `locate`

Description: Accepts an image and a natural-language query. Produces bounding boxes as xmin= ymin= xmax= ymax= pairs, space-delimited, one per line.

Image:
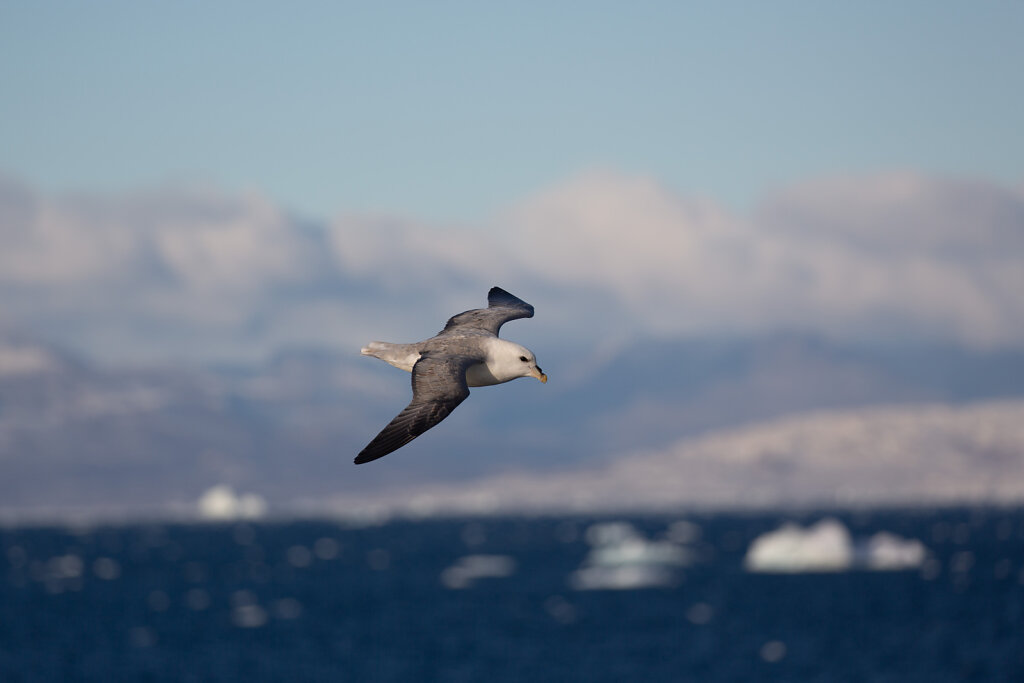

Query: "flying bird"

xmin=356 ymin=287 xmax=547 ymax=464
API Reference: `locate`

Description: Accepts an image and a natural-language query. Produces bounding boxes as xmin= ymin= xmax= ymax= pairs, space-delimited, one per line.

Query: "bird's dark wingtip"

xmin=354 ymin=450 xmax=382 ymax=465
xmin=487 ymin=286 xmax=533 ymax=313
xmin=487 ymin=285 xmax=511 ymax=300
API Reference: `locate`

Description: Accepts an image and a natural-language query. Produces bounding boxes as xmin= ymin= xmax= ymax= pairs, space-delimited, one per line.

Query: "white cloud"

xmin=0 ymin=343 xmax=58 ymax=376
xmin=499 ymin=170 xmax=1024 ymax=346
xmin=1 ymin=169 xmax=1022 ymax=363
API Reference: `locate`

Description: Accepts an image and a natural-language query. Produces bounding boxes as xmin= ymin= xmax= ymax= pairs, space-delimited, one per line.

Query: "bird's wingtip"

xmin=487 ymin=286 xmax=532 ymax=312
xmin=354 ymin=447 xmax=390 ymax=465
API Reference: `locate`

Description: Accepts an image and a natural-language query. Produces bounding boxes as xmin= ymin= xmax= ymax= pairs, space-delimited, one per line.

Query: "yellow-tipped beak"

xmin=533 ymin=367 xmax=548 ymax=383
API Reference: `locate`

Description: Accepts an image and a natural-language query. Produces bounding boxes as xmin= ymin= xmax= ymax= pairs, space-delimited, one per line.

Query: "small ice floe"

xmin=744 ymin=518 xmax=928 ymax=573
xmin=440 ymin=554 xmax=517 ymax=589
xmin=196 ymin=485 xmax=267 ymax=521
xmin=861 ymin=532 xmax=928 ymax=570
xmin=570 ymin=521 xmax=692 ymax=590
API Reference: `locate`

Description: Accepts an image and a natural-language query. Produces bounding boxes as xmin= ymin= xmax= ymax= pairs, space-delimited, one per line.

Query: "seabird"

xmin=356 ymin=287 xmax=547 ymax=464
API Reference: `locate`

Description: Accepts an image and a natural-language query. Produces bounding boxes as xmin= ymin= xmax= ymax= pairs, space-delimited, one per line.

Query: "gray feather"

xmin=438 ymin=286 xmax=534 ymax=337
xmin=354 ymin=354 xmax=474 ymax=464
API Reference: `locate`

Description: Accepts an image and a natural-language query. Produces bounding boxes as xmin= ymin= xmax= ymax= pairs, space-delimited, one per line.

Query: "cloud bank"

xmin=2 ymin=170 xmax=1022 ymax=365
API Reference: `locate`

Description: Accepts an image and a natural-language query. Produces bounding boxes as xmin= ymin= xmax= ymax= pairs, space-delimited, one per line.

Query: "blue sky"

xmin=2 ymin=1 xmax=1023 ymax=222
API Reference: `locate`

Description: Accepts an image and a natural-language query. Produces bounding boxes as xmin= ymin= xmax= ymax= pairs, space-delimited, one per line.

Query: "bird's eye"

xmin=519 ymin=356 xmax=528 ymax=362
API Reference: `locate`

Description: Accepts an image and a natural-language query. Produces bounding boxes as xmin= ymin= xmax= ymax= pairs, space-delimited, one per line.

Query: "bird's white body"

xmin=361 ymin=337 xmax=541 ymax=387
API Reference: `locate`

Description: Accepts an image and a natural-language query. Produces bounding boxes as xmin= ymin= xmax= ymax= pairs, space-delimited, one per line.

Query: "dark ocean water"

xmin=2 ymin=507 xmax=1023 ymax=682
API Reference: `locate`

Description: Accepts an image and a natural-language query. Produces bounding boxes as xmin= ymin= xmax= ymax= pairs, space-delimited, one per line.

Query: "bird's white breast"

xmin=465 ymin=362 xmax=500 ymax=387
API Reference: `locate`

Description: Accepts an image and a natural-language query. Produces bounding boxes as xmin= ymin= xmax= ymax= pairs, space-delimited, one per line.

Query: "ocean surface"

xmin=2 ymin=507 xmax=1023 ymax=682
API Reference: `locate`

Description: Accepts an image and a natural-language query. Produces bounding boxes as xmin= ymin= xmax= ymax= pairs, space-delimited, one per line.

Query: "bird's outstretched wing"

xmin=438 ymin=286 xmax=534 ymax=337
xmin=354 ymin=353 xmax=476 ymax=464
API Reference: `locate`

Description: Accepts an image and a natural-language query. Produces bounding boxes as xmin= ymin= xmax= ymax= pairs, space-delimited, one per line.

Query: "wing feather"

xmin=438 ymin=286 xmax=534 ymax=337
xmin=354 ymin=354 xmax=474 ymax=464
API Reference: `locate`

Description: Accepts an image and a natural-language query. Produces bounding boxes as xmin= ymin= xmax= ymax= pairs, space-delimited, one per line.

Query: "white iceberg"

xmin=744 ymin=519 xmax=929 ymax=573
xmin=744 ymin=518 xmax=853 ymax=573
xmin=587 ymin=536 xmax=690 ymax=568
xmin=196 ymin=485 xmax=267 ymax=521
xmin=860 ymin=532 xmax=928 ymax=570
xmin=440 ymin=555 xmax=517 ymax=589
xmin=570 ymin=521 xmax=693 ymax=590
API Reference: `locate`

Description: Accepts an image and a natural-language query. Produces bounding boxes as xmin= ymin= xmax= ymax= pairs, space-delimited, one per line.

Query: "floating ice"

xmin=196 ymin=485 xmax=267 ymax=521
xmin=570 ymin=521 xmax=692 ymax=590
xmin=48 ymin=554 xmax=84 ymax=579
xmin=862 ymin=532 xmax=928 ymax=570
xmin=584 ymin=522 xmax=639 ymax=546
xmin=744 ymin=519 xmax=853 ymax=573
xmin=440 ymin=554 xmax=517 ymax=589
xmin=570 ymin=564 xmax=678 ymax=591
xmin=590 ymin=537 xmax=689 ymax=567
xmin=745 ymin=519 xmax=929 ymax=573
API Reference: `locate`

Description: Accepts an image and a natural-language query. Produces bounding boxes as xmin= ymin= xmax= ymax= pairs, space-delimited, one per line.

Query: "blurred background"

xmin=2 ymin=1 xmax=1022 ymax=519
xmin=3 ymin=3 xmax=1024 ymax=681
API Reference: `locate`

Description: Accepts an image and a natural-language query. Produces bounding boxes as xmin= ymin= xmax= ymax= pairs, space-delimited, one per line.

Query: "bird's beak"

xmin=532 ymin=366 xmax=548 ymax=383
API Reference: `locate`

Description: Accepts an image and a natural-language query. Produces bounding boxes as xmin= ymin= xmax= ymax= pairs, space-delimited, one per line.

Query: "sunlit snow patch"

xmin=744 ymin=519 xmax=928 ymax=573
xmin=570 ymin=521 xmax=693 ymax=590
xmin=440 ymin=555 xmax=517 ymax=589
xmin=196 ymin=485 xmax=267 ymax=521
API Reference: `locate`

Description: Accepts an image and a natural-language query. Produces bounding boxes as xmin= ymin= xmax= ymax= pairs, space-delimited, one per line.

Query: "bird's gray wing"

xmin=354 ymin=353 xmax=476 ymax=464
xmin=438 ymin=286 xmax=534 ymax=337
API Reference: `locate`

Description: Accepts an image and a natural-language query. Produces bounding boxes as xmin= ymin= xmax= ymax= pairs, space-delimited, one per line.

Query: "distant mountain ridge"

xmin=323 ymin=399 xmax=1024 ymax=517
xmin=1 ymin=331 xmax=1023 ymax=519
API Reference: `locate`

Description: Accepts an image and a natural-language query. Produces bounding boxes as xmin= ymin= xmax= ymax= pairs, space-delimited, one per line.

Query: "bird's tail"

xmin=360 ymin=341 xmax=420 ymax=373
xmin=360 ymin=341 xmax=389 ymax=357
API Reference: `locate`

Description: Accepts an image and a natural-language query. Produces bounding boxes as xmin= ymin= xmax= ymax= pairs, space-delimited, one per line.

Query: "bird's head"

xmin=504 ymin=342 xmax=547 ymax=383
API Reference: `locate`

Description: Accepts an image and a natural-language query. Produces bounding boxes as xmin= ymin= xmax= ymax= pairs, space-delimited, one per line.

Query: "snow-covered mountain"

xmin=2 ymin=332 xmax=1022 ymax=520
xmin=324 ymin=400 xmax=1024 ymax=517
